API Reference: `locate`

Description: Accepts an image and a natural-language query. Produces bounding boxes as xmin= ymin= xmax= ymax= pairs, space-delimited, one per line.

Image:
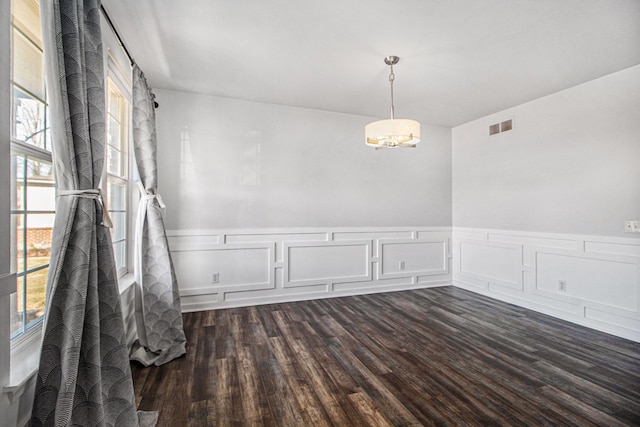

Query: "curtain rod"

xmin=100 ymin=4 xmax=134 ymax=66
xmin=100 ymin=4 xmax=159 ymax=108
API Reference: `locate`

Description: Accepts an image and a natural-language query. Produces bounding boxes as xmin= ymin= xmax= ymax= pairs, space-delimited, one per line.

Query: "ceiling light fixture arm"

xmin=385 ymin=56 xmax=399 ymax=119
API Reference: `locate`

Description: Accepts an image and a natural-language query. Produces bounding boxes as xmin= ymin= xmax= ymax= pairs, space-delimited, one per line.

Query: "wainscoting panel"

xmin=171 ymin=243 xmax=274 ymax=292
xmin=226 ymin=232 xmax=329 ymax=244
xmin=380 ymin=240 xmax=447 ymax=278
xmin=333 ymin=231 xmax=413 ymax=241
xmin=285 ymin=241 xmax=371 ymax=287
xmin=167 ymin=227 xmax=452 ymax=311
xmin=458 ymin=241 xmax=522 ymax=290
xmin=535 ymin=251 xmax=637 ymax=311
xmin=584 ymin=241 xmax=640 ymax=258
xmin=453 ymin=227 xmax=640 ymax=342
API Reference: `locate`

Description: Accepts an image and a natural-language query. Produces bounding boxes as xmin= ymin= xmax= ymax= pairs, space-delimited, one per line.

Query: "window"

xmin=105 ymin=79 xmax=130 ymax=275
xmin=8 ymin=0 xmax=134 ymax=341
xmin=10 ymin=0 xmax=53 ymax=339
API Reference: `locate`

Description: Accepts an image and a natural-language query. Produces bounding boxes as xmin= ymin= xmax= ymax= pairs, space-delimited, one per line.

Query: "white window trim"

xmin=4 ymin=322 xmax=40 ymax=402
xmin=8 ymin=0 xmax=51 ymax=366
xmin=105 ymin=53 xmax=136 ymax=280
xmin=9 ymin=140 xmax=54 ymax=340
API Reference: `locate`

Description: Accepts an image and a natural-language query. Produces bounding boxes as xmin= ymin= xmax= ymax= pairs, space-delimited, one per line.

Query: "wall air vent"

xmin=489 ymin=119 xmax=513 ymax=136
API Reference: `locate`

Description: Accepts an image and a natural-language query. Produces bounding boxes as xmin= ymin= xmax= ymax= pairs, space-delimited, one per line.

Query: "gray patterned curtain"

xmin=31 ymin=0 xmax=139 ymax=425
xmin=130 ymin=65 xmax=186 ymax=366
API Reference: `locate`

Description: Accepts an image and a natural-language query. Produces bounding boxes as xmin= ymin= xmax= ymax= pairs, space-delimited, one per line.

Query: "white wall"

xmin=452 ymin=65 xmax=640 ymax=237
xmin=153 ymin=89 xmax=453 ymax=310
xmin=452 ymin=66 xmax=640 ymax=341
xmin=154 ymin=89 xmax=452 ymax=230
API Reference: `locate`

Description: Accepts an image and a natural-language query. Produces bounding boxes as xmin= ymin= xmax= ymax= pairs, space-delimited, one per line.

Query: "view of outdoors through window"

xmin=10 ymin=0 xmax=54 ymax=338
xmin=106 ymin=80 xmax=129 ymax=274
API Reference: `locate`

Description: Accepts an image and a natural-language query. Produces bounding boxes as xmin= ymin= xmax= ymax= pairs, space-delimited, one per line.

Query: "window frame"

xmin=9 ymin=144 xmax=54 ymax=342
xmin=106 ymin=77 xmax=129 ymax=276
xmin=9 ymin=0 xmax=53 ymax=343
xmin=104 ymin=54 xmax=136 ymax=280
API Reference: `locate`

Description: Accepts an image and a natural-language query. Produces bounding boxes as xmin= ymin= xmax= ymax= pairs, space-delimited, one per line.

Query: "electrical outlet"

xmin=211 ymin=273 xmax=219 ymax=284
xmin=399 ymin=261 xmax=405 ymax=271
xmin=624 ymin=220 xmax=639 ymax=233
xmin=558 ymin=280 xmax=566 ymax=292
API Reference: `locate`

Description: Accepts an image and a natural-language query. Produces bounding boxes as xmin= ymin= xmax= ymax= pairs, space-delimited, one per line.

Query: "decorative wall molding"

xmin=167 ymin=227 xmax=452 ymax=312
xmin=284 ymin=241 xmax=371 ymax=287
xmin=165 ymin=226 xmax=640 ymax=342
xmin=453 ymin=227 xmax=640 ymax=342
xmin=379 ymin=239 xmax=448 ymax=279
xmin=458 ymin=241 xmax=523 ymax=290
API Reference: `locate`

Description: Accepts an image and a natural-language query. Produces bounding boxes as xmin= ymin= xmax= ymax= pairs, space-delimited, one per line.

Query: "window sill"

xmin=118 ymin=272 xmax=136 ymax=295
xmin=4 ymin=327 xmax=41 ymax=404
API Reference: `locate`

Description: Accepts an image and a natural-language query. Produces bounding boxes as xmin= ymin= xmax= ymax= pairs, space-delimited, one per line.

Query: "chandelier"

xmin=365 ymin=56 xmax=421 ymax=148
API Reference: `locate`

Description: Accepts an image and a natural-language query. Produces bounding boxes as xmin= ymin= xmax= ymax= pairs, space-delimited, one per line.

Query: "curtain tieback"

xmin=138 ymin=182 xmax=166 ymax=209
xmin=58 ymin=189 xmax=114 ymax=228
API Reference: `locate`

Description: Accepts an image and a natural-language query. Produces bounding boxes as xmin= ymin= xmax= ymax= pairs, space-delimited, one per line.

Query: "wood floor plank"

xmin=236 ymin=344 xmax=274 ymax=425
xmin=268 ymin=336 xmax=332 ymax=426
xmin=191 ymin=325 xmax=216 ymax=402
xmin=187 ymin=400 xmax=209 ymax=427
xmin=132 ymin=286 xmax=640 ymax=426
xmin=156 ymin=369 xmax=191 ymax=427
xmin=539 ymin=385 xmax=631 ymax=427
xmin=347 ymin=392 xmax=396 ymax=427
xmin=215 ymin=357 xmax=244 ymax=424
xmin=285 ymin=336 xmax=357 ymax=425
xmin=251 ymin=341 xmax=305 ymax=427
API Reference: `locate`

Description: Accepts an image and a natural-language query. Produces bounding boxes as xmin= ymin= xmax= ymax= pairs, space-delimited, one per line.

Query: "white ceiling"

xmin=103 ymin=0 xmax=640 ymax=127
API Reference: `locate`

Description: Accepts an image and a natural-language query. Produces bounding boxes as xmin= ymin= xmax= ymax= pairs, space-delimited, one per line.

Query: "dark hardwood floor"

xmin=131 ymin=287 xmax=640 ymax=426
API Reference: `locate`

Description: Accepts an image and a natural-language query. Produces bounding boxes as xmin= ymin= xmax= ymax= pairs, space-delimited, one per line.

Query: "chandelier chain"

xmin=389 ymin=64 xmax=395 ymax=119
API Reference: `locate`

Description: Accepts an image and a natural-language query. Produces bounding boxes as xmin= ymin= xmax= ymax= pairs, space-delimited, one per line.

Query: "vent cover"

xmin=501 ymin=120 xmax=513 ymax=132
xmin=489 ymin=119 xmax=513 ymax=135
